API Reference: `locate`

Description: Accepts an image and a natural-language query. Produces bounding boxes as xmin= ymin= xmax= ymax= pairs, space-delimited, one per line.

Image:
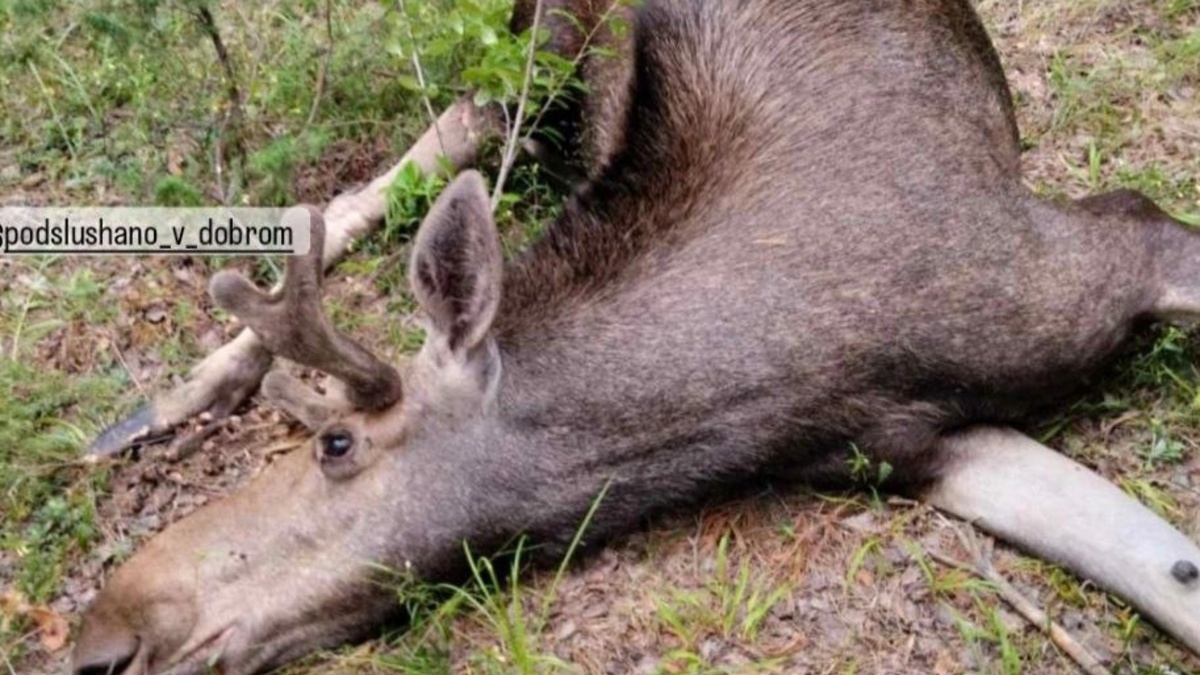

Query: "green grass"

xmin=0 ymin=257 xmax=134 ymax=647
xmin=1030 ymin=0 xmax=1200 ymax=223
xmin=0 ymin=358 xmax=123 ymax=657
xmin=0 ymin=0 xmax=518 ymax=208
xmin=654 ymin=534 xmax=791 ymax=672
xmin=949 ymin=601 xmax=1027 ymax=675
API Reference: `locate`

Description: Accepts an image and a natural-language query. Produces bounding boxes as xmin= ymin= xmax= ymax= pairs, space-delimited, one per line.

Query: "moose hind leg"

xmin=923 ymin=426 xmax=1200 ymax=655
xmin=1154 ymin=219 xmax=1200 ymax=325
xmin=1077 ymin=188 xmax=1200 ymax=324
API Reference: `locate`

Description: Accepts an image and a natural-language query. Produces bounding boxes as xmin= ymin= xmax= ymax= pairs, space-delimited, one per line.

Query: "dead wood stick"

xmin=304 ymin=0 xmax=335 ymax=129
xmin=926 ymin=524 xmax=1109 ymax=675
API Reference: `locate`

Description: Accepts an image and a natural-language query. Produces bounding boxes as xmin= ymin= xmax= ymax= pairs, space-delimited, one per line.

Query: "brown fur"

xmin=73 ymin=2 xmax=1200 ymax=674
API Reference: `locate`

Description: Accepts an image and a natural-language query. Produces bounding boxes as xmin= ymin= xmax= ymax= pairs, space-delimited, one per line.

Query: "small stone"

xmin=699 ymin=637 xmax=726 ymax=661
xmin=145 ymin=305 xmax=167 ymax=324
xmin=634 ymin=655 xmax=659 ymax=675
xmin=554 ymin=619 xmax=577 ymax=641
xmin=841 ymin=510 xmax=878 ymax=533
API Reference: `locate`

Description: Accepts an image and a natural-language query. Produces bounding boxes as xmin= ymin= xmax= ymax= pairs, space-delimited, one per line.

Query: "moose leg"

xmin=1073 ymin=188 xmax=1200 ymax=324
xmin=923 ymin=426 xmax=1200 ymax=654
xmin=87 ymin=100 xmax=500 ymax=457
xmin=1154 ymin=222 xmax=1200 ymax=324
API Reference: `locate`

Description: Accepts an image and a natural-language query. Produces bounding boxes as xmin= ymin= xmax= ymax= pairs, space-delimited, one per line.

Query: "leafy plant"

xmin=153 ymin=175 xmax=204 ymax=206
xmin=0 ymin=359 xmax=120 ymax=603
xmin=383 ymin=159 xmax=449 ymax=245
xmin=846 ymin=443 xmax=893 ymax=508
xmin=1143 ymin=419 xmax=1188 ymax=467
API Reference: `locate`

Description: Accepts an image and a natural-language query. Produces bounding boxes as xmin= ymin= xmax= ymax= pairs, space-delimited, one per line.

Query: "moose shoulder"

xmin=74 ymin=1 xmax=1200 ymax=673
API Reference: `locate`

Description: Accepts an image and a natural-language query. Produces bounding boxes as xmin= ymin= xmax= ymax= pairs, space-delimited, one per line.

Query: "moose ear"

xmin=409 ymin=170 xmax=503 ymax=355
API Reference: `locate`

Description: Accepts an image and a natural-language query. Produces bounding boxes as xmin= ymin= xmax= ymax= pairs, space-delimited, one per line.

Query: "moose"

xmin=72 ymin=0 xmax=1200 ymax=673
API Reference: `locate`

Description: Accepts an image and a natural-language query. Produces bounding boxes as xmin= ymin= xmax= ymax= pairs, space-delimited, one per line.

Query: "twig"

xmin=27 ymin=61 xmax=79 ymax=165
xmin=305 ymin=0 xmax=335 ymax=128
xmin=163 ymin=418 xmax=225 ymax=462
xmin=212 ymin=137 xmax=227 ymax=204
xmin=395 ymin=0 xmax=445 ymax=157
xmin=927 ymin=524 xmax=1109 ymax=675
xmin=194 ymin=2 xmax=244 ymax=203
xmin=194 ymin=4 xmax=241 ymax=116
xmin=107 ymin=329 xmax=145 ymax=397
xmin=9 ymin=291 xmax=33 ymax=361
xmin=491 ymin=0 xmax=544 ymax=211
xmin=520 ymin=0 xmax=625 ymax=146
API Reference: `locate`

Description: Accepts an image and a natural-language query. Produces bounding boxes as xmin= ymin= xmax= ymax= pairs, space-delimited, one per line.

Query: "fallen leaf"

xmin=0 ymin=588 xmax=30 ymax=617
xmin=30 ymin=606 xmax=70 ymax=652
xmin=0 ymin=590 xmax=70 ymax=653
xmin=145 ymin=305 xmax=168 ymax=324
xmin=855 ymin=568 xmax=874 ymax=586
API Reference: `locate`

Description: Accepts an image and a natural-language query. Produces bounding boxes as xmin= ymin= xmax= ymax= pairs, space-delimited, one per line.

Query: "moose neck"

xmin=400 ymin=259 xmax=794 ymax=577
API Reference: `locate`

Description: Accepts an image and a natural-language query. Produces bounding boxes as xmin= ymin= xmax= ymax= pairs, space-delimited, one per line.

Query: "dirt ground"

xmin=7 ymin=1 xmax=1200 ymax=674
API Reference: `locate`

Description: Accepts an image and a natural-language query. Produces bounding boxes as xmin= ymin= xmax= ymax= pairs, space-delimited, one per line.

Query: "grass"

xmin=0 ymin=340 xmax=123 ymax=658
xmin=2 ymin=0 xmax=1200 ymax=673
xmin=441 ymin=484 xmax=610 ymax=675
xmin=655 ymin=535 xmax=791 ymax=651
xmin=0 ymin=0 xmax=562 ymax=208
xmin=0 ymin=0 xmax=507 ymax=663
xmin=1 ymin=258 xmax=131 ymax=602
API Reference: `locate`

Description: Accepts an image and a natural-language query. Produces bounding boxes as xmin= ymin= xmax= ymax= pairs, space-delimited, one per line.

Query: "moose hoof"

xmin=1172 ymin=560 xmax=1200 ymax=585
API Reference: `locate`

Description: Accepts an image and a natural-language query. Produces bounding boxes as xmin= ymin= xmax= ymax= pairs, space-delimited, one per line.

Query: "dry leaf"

xmin=0 ymin=590 xmax=69 ymax=653
xmin=0 ymin=588 xmax=30 ymax=617
xmin=855 ymin=568 xmax=874 ymax=586
xmin=30 ymin=606 xmax=70 ymax=653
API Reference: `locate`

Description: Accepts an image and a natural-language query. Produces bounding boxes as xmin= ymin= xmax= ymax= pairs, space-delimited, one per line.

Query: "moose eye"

xmin=320 ymin=430 xmax=354 ymax=459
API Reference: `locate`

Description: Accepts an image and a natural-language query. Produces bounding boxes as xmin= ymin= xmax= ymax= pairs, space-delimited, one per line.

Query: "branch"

xmin=193 ymin=2 xmax=244 ymax=202
xmin=490 ymin=0 xmax=543 ymax=211
xmin=194 ymin=3 xmax=240 ymax=107
xmin=395 ymin=0 xmax=445 ymax=157
xmin=305 ymin=0 xmax=335 ymax=129
xmin=927 ymin=524 xmax=1109 ymax=675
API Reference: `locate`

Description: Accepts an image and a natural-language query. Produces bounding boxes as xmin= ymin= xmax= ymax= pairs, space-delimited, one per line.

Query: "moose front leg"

xmin=88 ymin=100 xmax=500 ymax=457
xmin=924 ymin=426 xmax=1200 ymax=655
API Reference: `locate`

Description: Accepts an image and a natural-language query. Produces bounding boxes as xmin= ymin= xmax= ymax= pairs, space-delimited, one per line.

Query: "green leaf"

xmin=396 ymin=73 xmax=422 ymax=91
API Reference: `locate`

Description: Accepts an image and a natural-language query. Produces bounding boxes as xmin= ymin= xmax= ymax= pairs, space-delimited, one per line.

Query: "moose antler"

xmin=208 ymin=207 xmax=403 ymax=412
